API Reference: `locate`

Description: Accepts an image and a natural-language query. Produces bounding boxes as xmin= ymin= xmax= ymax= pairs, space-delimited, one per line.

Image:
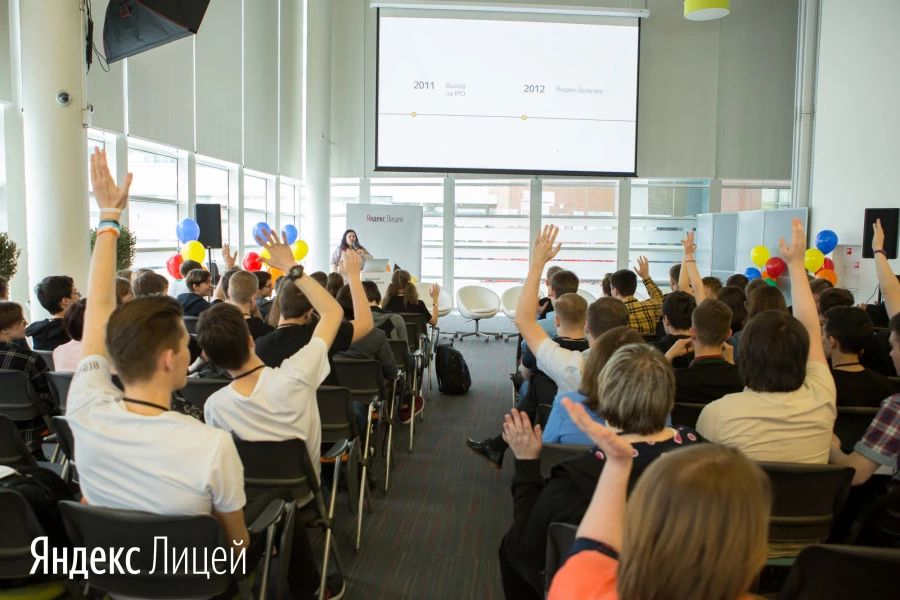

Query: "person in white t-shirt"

xmin=696 ymin=218 xmax=837 ymax=463
xmin=68 ymin=149 xmax=250 ymax=556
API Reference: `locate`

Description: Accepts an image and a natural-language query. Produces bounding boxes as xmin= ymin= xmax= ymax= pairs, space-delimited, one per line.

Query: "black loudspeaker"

xmin=103 ymin=0 xmax=211 ymax=63
xmin=194 ymin=204 xmax=223 ymax=250
xmin=862 ymin=208 xmax=899 ymax=259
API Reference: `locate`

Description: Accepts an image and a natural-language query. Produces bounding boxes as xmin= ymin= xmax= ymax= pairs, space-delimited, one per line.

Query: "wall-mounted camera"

xmin=55 ymin=91 xmax=71 ymax=107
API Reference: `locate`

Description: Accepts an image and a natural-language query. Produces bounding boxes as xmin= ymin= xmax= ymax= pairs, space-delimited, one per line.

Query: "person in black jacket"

xmin=176 ymin=269 xmax=214 ymax=317
xmin=26 ymin=275 xmax=80 ymax=350
xmin=498 ymin=343 xmax=703 ymax=600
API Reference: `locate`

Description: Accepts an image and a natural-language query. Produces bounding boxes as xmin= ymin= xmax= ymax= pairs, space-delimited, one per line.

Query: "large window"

xmin=196 ymin=161 xmax=231 ymax=246
xmin=279 ymin=178 xmax=300 ymax=231
xmin=721 ymin=179 xmax=792 ymax=212
xmin=243 ymin=171 xmax=272 ymax=248
xmin=127 ymin=142 xmax=180 ymax=269
xmin=330 ymin=178 xmax=360 ymax=248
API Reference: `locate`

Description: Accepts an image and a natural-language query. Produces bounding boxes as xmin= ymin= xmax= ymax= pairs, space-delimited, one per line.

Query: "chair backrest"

xmin=544 ymin=522 xmax=578 ymax=594
xmin=0 ymin=369 xmax=45 ymax=421
xmin=0 ymin=414 xmax=36 ymax=469
xmin=575 ymin=289 xmax=596 ymax=304
xmin=405 ymin=323 xmax=420 ymax=351
xmin=0 ymin=489 xmax=47 ymax=579
xmin=233 ymin=438 xmax=319 ymax=503
xmin=456 ymin=285 xmax=500 ymax=311
xmin=846 ymin=484 xmax=900 ymax=548
xmin=388 ymin=339 xmax=410 ymax=373
xmin=332 ymin=358 xmax=383 ymax=404
xmin=760 ymin=462 xmax=853 ymax=544
xmin=400 ymin=312 xmax=428 ymax=338
xmin=33 ymin=349 xmax=55 ymax=372
xmin=501 ymin=286 xmax=524 ymax=319
xmin=316 ymin=386 xmax=360 ymax=444
xmin=183 ymin=315 xmax=199 ymax=335
xmin=889 ymin=376 xmax=900 ymax=393
xmin=47 ymin=371 xmax=74 ymax=412
xmin=535 ymin=404 xmax=553 ymax=430
xmin=670 ymin=402 xmax=706 ymax=429
xmin=177 ymin=378 xmax=231 ymax=410
xmin=58 ymin=500 xmax=232 ymax=598
xmin=51 ymin=416 xmax=75 ymax=462
xmin=833 ymin=405 xmax=879 ymax=453
xmin=540 ymin=443 xmax=593 ymax=479
xmin=777 ymin=544 xmax=900 ymax=600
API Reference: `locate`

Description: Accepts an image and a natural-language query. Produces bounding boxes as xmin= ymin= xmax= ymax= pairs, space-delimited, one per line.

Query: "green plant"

xmin=0 ymin=232 xmax=21 ymax=281
xmin=90 ymin=226 xmax=137 ymax=272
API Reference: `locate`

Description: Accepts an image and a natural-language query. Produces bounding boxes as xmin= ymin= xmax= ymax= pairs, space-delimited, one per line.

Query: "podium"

xmin=361 ymin=271 xmax=393 ymax=298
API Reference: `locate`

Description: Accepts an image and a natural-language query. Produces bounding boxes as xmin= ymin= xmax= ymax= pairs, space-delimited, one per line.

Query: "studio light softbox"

xmin=103 ymin=0 xmax=211 ymax=63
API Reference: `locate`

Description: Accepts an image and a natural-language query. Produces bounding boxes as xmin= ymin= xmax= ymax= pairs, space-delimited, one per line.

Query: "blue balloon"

xmin=815 ymin=230 xmax=838 ymax=255
xmin=252 ymin=222 xmax=272 ymax=242
xmin=182 ymin=218 xmax=200 ymax=242
xmin=744 ymin=267 xmax=762 ymax=280
xmin=282 ymin=224 xmax=299 ymax=245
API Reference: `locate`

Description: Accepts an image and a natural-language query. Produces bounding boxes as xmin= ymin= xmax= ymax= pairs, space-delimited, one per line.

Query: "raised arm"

xmin=213 ymin=244 xmax=237 ymax=301
xmin=82 ymin=148 xmax=132 ymax=360
xmin=680 ymin=231 xmax=705 ymax=302
xmin=780 ymin=218 xmax=827 ymax=366
xmin=634 ymin=256 xmax=663 ymax=305
xmin=514 ymin=225 xmax=562 ymax=354
xmin=345 ymin=252 xmax=374 ymax=343
xmin=427 ymin=283 xmax=440 ymax=326
xmin=258 ymin=230 xmax=343 ymax=349
xmin=873 ymin=219 xmax=900 ymax=319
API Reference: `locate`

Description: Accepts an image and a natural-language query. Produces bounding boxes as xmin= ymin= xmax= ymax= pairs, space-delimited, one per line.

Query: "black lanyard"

xmin=232 ymin=364 xmax=265 ymax=381
xmin=122 ymin=397 xmax=169 ymax=412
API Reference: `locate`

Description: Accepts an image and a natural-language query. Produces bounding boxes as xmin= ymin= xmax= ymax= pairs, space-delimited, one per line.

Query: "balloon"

xmin=764 ymin=278 xmax=777 ymax=287
xmin=243 ymin=252 xmax=261 ymax=271
xmin=291 ymin=240 xmax=309 ymax=261
xmin=176 ymin=218 xmax=200 ymax=244
xmin=267 ymin=266 xmax=285 ymax=281
xmin=761 ymin=270 xmax=772 ymax=280
xmin=804 ymin=248 xmax=825 ymax=273
xmin=823 ymin=257 xmax=834 ymax=271
xmin=816 ymin=268 xmax=838 ymax=286
xmin=252 ymin=222 xmax=272 ymax=243
xmin=744 ymin=267 xmax=761 ymax=280
xmin=181 ymin=241 xmax=206 ymax=263
xmin=750 ymin=245 xmax=770 ymax=268
xmin=165 ymin=253 xmax=184 ymax=280
xmin=815 ymin=230 xmax=839 ymax=255
xmin=282 ymin=224 xmax=299 ymax=245
xmin=765 ymin=257 xmax=787 ymax=279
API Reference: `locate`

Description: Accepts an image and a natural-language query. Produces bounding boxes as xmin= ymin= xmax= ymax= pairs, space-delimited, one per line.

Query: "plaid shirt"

xmin=621 ymin=277 xmax=664 ymax=335
xmin=855 ymin=393 xmax=900 ymax=487
xmin=0 ymin=341 xmax=58 ymax=456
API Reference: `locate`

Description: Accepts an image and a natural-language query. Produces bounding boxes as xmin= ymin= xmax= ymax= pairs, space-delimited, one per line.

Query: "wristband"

xmin=96 ymin=225 xmax=120 ymax=238
xmin=100 ymin=208 xmax=123 ymax=215
xmin=874 ymin=249 xmax=888 ymax=258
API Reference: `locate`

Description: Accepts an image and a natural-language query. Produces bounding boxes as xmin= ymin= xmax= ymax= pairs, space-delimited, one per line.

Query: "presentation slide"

xmin=376 ymin=14 xmax=640 ymax=175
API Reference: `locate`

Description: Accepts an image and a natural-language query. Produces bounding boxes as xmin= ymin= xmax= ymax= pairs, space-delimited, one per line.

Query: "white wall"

xmin=810 ymin=0 xmax=900 ymax=300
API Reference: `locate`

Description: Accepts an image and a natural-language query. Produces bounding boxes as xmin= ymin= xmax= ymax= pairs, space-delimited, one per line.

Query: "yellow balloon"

xmin=804 ymin=248 xmax=825 ymax=273
xmin=410 ymin=276 xmax=419 ymax=284
xmin=260 ymin=248 xmax=271 ymax=260
xmin=181 ymin=241 xmax=205 ymax=263
xmin=291 ymin=240 xmax=309 ymax=261
xmin=750 ymin=245 xmax=770 ymax=268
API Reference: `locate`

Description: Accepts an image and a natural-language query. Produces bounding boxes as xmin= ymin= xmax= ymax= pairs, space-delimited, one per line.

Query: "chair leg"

xmin=356 ymin=403 xmax=374 ymax=553
xmin=319 ymin=458 xmax=342 ymax=600
xmin=259 ymin=512 xmax=279 ymax=600
xmin=385 ymin=379 xmax=397 ymax=493
xmin=346 ymin=440 xmax=360 ymax=515
xmin=409 ymin=362 xmax=419 ymax=452
xmin=276 ymin=502 xmax=296 ymax=600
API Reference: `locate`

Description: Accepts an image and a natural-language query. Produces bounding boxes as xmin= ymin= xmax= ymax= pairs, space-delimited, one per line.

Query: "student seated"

xmin=0 ymin=301 xmax=58 ymax=459
xmin=672 ymin=299 xmax=744 ymax=406
xmin=520 ymin=293 xmax=590 ymax=387
xmin=381 ymin=269 xmax=441 ymax=328
xmin=716 ymin=285 xmax=748 ymax=334
xmin=325 ymin=272 xmax=343 ymax=297
xmin=131 ymin=271 xmax=169 ymax=297
xmin=697 ymin=219 xmax=836 ymax=463
xmin=362 ymin=280 xmax=408 ymax=344
xmin=167 ymin=259 xmax=202 ymax=298
xmin=650 ymin=291 xmax=695 ymax=368
xmin=548 ymin=419 xmax=769 ymax=600
xmin=498 ymin=343 xmax=703 ymax=600
xmin=810 ymin=277 xmax=835 ymax=313
xmin=533 ymin=269 xmax=579 ymax=338
xmin=701 ymin=275 xmax=723 ymax=297
xmin=608 ymin=258 xmax=663 ymax=335
xmin=26 ymin=275 xmax=80 ymax=350
xmin=730 ymin=284 xmax=788 ymax=364
xmin=52 ymin=298 xmax=87 ymax=372
xmin=539 ymin=265 xmax=563 ymax=320
xmin=541 ymin=327 xmax=643 ymax=445
xmin=253 ymin=270 xmax=274 ymax=321
xmin=726 ymin=272 xmax=749 ymax=289
xmin=177 ymin=269 xmax=214 ymax=317
xmin=115 ymin=277 xmax=133 ymax=305
xmin=823 ymin=305 xmax=895 ymax=407
xmin=227 ymin=270 xmax=274 ymax=339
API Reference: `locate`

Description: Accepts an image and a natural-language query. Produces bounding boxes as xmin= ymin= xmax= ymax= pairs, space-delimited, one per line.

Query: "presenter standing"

xmin=331 ymin=229 xmax=373 ymax=273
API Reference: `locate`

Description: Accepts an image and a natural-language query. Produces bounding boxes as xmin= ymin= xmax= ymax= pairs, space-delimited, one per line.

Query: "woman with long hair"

xmin=331 ymin=229 xmax=372 ymax=272
xmin=382 ymin=269 xmax=440 ymax=327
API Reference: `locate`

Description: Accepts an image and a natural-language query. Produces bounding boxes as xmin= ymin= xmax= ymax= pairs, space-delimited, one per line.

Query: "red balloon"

xmin=823 ymin=257 xmax=834 ymax=271
xmin=243 ymin=252 xmax=261 ymax=271
xmin=765 ymin=257 xmax=786 ymax=279
xmin=165 ymin=253 xmax=183 ymax=280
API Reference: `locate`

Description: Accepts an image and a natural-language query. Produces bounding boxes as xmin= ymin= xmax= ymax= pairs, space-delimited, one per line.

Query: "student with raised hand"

xmin=872 ymin=218 xmax=900 ymax=320
xmin=677 ymin=230 xmax=706 ymax=302
xmin=608 ymin=256 xmax=662 ymax=335
xmin=548 ymin=399 xmax=770 ymax=600
xmin=697 ymin=218 xmax=837 ymax=463
xmin=67 ymin=148 xmax=249 ymax=559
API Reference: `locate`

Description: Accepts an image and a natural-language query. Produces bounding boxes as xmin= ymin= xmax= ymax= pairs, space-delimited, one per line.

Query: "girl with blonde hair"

xmin=382 ymin=269 xmax=441 ymax=327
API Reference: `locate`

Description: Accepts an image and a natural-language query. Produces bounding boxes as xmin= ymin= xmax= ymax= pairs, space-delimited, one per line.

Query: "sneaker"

xmin=399 ymin=396 xmax=424 ymax=425
xmin=317 ymin=573 xmax=345 ymax=600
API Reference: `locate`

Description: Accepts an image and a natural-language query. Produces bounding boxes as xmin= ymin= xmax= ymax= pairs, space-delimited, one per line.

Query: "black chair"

xmin=232 ymin=438 xmax=346 ymax=600
xmin=642 ymin=333 xmax=662 ymax=343
xmin=833 ymin=406 xmax=879 ymax=453
xmin=331 ymin=357 xmax=386 ymax=552
xmin=401 ymin=312 xmax=433 ymax=403
xmin=776 ymin=544 xmax=900 ymax=600
xmin=51 ymin=416 xmax=76 ymax=484
xmin=316 ymin=386 xmax=362 ymax=508
xmin=389 ymin=338 xmax=422 ymax=452
xmin=889 ymin=376 xmax=900 ymax=392
xmin=670 ymin=402 xmax=706 ymax=429
xmin=177 ymin=378 xmax=231 ymax=411
xmin=0 ymin=414 xmax=37 ymax=469
xmin=760 ymin=462 xmax=853 ymax=564
xmin=544 ymin=522 xmax=578 ymax=594
xmin=183 ymin=315 xmax=200 ymax=335
xmin=540 ymin=443 xmax=592 ymax=479
xmin=844 ymin=484 xmax=900 ymax=548
xmin=536 ymin=403 xmax=553 ymax=430
xmin=33 ymin=349 xmax=55 ymax=371
xmin=47 ymin=371 xmax=74 ymax=412
xmin=59 ymin=499 xmax=282 ymax=600
xmin=0 ymin=369 xmax=56 ymax=434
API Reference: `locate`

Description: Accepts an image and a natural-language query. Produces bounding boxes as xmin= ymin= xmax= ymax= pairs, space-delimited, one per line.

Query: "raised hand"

xmin=430 ymin=283 xmax=441 ymax=302
xmin=873 ymin=219 xmax=885 ymax=254
xmin=340 ymin=248 xmax=362 ymax=279
xmin=633 ymin=255 xmax=651 ymax=280
xmin=532 ymin=225 xmax=562 ymax=266
xmin=779 ymin=218 xmax=807 ymax=267
xmin=561 ymin=398 xmax=634 ymax=463
xmin=222 ymin=243 xmax=237 ymax=270
xmin=255 ymin=229 xmax=295 ymax=273
xmin=501 ymin=409 xmax=543 ymax=460
xmin=90 ymin=147 xmax=132 ymax=213
xmin=681 ymin=231 xmax=697 ymax=256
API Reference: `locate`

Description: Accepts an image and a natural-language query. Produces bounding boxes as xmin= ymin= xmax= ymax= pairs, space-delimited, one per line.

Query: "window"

xmin=541 ymin=179 xmax=619 ymax=299
xmin=330 ymin=178 xmax=360 ymax=248
xmin=630 ymin=179 xmax=706 ymax=287
xmin=721 ymin=179 xmax=792 ymax=212
xmin=371 ymin=178 xmax=444 ymax=281
xmin=454 ymin=179 xmax=530 ymax=297
xmin=196 ymin=162 xmax=231 ymax=244
xmin=86 ymin=129 xmax=114 ymax=228
xmin=127 ymin=140 xmax=180 ymax=270
xmin=127 ymin=146 xmax=178 ymax=201
xmin=279 ymin=178 xmax=300 ymax=231
xmin=244 ymin=171 xmax=272 ymax=248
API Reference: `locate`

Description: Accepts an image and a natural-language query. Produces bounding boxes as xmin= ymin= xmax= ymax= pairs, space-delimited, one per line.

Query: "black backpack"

xmin=0 ymin=466 xmax=75 ymax=549
xmin=436 ymin=344 xmax=471 ymax=394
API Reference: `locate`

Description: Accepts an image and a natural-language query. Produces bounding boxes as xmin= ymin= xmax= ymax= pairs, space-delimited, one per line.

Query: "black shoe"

xmin=465 ymin=437 xmax=504 ymax=469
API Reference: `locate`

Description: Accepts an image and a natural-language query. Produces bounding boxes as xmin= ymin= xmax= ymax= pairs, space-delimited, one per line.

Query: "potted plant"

xmin=90 ymin=225 xmax=137 ymax=272
xmin=0 ymin=232 xmax=21 ymax=281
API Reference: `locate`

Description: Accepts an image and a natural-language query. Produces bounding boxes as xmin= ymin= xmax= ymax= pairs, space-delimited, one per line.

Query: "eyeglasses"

xmin=72 ymin=289 xmax=82 ymax=298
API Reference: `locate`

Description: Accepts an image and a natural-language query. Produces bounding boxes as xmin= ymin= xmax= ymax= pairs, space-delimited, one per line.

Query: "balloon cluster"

xmin=743 ymin=229 xmax=839 ymax=288
xmin=241 ymin=223 xmax=309 ymax=277
xmin=166 ymin=218 xmax=206 ymax=279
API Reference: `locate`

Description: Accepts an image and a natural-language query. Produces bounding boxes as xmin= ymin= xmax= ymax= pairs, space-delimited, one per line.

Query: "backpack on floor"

xmin=436 ymin=344 xmax=471 ymax=395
